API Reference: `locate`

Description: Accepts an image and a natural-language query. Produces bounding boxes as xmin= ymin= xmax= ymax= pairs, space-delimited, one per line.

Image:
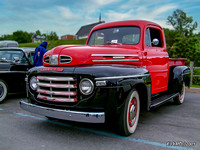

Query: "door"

xmin=144 ymin=27 xmax=169 ymax=94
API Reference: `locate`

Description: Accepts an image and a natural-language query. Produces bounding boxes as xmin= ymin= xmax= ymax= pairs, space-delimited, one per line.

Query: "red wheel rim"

xmin=128 ymin=97 xmax=137 ymax=127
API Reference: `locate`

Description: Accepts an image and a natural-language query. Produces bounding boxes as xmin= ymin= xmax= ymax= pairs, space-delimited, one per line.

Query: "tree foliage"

xmin=163 ymin=28 xmax=178 ymax=57
xmin=13 ymin=30 xmax=33 ymax=43
xmin=167 ymin=9 xmax=200 ymax=85
xmin=167 ymin=9 xmax=199 ymax=65
xmin=0 ymin=34 xmax=13 ymax=41
xmin=167 ymin=9 xmax=198 ymax=36
xmin=173 ymin=36 xmax=199 ymax=62
xmin=47 ymin=31 xmax=59 ymax=41
xmin=0 ymin=30 xmax=59 ymax=43
xmin=35 ymin=30 xmax=41 ymax=36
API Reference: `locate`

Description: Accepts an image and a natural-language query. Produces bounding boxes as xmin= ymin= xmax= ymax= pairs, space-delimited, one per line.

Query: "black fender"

xmin=74 ymin=64 xmax=151 ymax=114
xmin=169 ymin=66 xmax=190 ymax=93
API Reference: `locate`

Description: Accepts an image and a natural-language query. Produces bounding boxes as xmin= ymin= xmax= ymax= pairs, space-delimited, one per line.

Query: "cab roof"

xmin=91 ymin=20 xmax=162 ymax=31
xmin=0 ymin=47 xmax=35 ymax=53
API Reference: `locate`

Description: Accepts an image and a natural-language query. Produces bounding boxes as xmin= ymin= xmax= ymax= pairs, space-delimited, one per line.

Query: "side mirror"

xmin=152 ymin=38 xmax=159 ymax=46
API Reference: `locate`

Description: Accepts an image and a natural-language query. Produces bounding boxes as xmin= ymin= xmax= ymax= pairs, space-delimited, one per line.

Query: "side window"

xmin=149 ymin=28 xmax=162 ymax=47
xmin=145 ymin=28 xmax=162 ymax=47
xmin=145 ymin=28 xmax=151 ymax=46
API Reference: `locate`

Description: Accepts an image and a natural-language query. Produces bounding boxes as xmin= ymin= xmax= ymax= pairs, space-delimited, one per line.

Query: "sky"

xmin=0 ymin=0 xmax=199 ymax=38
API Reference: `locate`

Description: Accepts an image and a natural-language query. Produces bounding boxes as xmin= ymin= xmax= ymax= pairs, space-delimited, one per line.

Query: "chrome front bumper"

xmin=20 ymin=100 xmax=105 ymax=123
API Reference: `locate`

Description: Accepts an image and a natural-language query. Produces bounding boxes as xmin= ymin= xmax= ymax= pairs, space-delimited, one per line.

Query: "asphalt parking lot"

xmin=0 ymin=91 xmax=199 ymax=150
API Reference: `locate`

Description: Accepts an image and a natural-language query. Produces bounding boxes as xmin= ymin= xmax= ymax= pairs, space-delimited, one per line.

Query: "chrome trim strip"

xmin=37 ymin=82 xmax=76 ymax=88
xmin=37 ymin=89 xmax=76 ymax=96
xmin=60 ymin=55 xmax=72 ymax=64
xmin=37 ymin=76 xmax=76 ymax=81
xmin=43 ymin=56 xmax=49 ymax=64
xmin=37 ymin=95 xmax=77 ymax=102
xmin=20 ymin=100 xmax=105 ymax=123
xmin=92 ymin=59 xmax=139 ymax=62
xmin=95 ymin=74 xmax=150 ymax=80
xmin=91 ymin=54 xmax=138 ymax=57
xmin=113 ymin=56 xmax=125 ymax=59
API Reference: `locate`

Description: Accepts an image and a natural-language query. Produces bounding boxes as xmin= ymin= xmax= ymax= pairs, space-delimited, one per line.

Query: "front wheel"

xmin=0 ymin=80 xmax=8 ymax=103
xmin=117 ymin=89 xmax=140 ymax=136
xmin=174 ymin=82 xmax=185 ymax=105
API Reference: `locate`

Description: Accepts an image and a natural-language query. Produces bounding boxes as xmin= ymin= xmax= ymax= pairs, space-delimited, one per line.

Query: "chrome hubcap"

xmin=129 ymin=98 xmax=137 ymax=127
xmin=130 ymin=104 xmax=136 ymax=121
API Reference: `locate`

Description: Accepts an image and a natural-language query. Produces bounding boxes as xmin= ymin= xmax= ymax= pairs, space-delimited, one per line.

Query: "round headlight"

xmin=79 ymin=78 xmax=94 ymax=95
xmin=30 ymin=76 xmax=38 ymax=90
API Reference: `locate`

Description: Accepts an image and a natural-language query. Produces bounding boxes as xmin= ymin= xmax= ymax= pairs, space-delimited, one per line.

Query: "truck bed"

xmin=169 ymin=58 xmax=187 ymax=67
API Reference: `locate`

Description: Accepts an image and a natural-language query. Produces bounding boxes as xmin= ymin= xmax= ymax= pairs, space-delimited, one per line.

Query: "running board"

xmin=150 ymin=93 xmax=179 ymax=109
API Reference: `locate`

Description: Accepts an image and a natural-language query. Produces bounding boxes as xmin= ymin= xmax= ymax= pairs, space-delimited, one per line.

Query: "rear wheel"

xmin=174 ymin=82 xmax=185 ymax=105
xmin=0 ymin=80 xmax=8 ymax=103
xmin=118 ymin=89 xmax=140 ymax=136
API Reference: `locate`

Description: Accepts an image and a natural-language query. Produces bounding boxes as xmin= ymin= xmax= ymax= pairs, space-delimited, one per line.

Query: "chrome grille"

xmin=60 ymin=55 xmax=72 ymax=64
xmin=36 ymin=76 xmax=77 ymax=102
xmin=44 ymin=56 xmax=50 ymax=64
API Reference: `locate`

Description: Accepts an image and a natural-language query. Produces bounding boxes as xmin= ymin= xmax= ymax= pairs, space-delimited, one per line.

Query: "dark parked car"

xmin=0 ymin=47 xmax=35 ymax=103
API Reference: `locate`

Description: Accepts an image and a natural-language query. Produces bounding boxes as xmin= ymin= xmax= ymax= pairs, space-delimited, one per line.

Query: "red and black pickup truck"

xmin=20 ymin=20 xmax=190 ymax=136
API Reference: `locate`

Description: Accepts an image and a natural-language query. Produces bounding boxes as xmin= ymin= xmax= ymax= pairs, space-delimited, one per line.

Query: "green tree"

xmin=163 ymin=28 xmax=178 ymax=57
xmin=167 ymin=9 xmax=198 ymax=36
xmin=167 ymin=9 xmax=199 ymax=66
xmin=172 ymin=36 xmax=199 ymax=60
xmin=35 ymin=30 xmax=41 ymax=36
xmin=0 ymin=34 xmax=14 ymax=41
xmin=13 ymin=30 xmax=33 ymax=43
xmin=47 ymin=31 xmax=59 ymax=41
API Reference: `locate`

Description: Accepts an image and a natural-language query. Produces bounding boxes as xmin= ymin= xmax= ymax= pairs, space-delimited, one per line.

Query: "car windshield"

xmin=0 ymin=50 xmax=27 ymax=63
xmin=88 ymin=26 xmax=141 ymax=45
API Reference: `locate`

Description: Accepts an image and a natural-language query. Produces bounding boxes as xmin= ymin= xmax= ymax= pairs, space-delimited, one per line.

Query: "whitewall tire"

xmin=118 ymin=89 xmax=140 ymax=136
xmin=174 ymin=82 xmax=185 ymax=105
xmin=0 ymin=80 xmax=8 ymax=103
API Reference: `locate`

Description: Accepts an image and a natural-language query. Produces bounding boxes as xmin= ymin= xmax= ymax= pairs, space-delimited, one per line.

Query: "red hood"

xmin=43 ymin=45 xmax=143 ymax=66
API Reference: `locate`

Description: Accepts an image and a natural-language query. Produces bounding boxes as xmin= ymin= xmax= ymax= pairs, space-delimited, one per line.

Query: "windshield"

xmin=0 ymin=50 xmax=27 ymax=63
xmin=88 ymin=26 xmax=140 ymax=45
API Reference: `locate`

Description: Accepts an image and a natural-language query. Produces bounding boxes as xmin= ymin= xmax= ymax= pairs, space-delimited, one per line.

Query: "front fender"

xmin=80 ymin=64 xmax=151 ymax=113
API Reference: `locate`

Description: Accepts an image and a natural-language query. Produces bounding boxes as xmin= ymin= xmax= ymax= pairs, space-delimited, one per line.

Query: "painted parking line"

xmin=15 ymin=112 xmax=194 ymax=150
